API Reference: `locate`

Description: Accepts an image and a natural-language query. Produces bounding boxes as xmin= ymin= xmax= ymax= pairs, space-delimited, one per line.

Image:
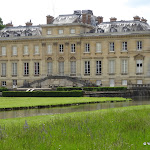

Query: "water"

xmin=1 ymin=97 xmax=150 ymax=119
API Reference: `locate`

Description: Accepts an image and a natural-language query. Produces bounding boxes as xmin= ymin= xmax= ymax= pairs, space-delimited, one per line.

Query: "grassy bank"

xmin=0 ymin=105 xmax=150 ymax=149
xmin=0 ymin=97 xmax=131 ymax=110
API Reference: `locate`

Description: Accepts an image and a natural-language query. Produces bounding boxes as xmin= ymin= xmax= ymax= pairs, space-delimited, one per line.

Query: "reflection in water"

xmin=1 ymin=97 xmax=150 ymax=119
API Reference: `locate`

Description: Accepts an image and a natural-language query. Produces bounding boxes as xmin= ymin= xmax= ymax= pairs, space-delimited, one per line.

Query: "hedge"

xmin=57 ymin=87 xmax=127 ymax=91
xmin=2 ymin=90 xmax=83 ymax=97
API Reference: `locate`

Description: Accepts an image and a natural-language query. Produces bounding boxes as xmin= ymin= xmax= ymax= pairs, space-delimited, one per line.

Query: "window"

xmin=85 ymin=43 xmax=90 ymax=53
xmin=137 ymin=41 xmax=142 ymax=50
xmin=24 ymin=46 xmax=29 ymax=55
xmin=34 ymin=62 xmax=39 ymax=75
xmin=70 ymin=61 xmax=76 ymax=74
xmin=96 ymin=61 xmax=102 ymax=75
xmin=12 ymin=63 xmax=17 ymax=76
xmin=1 ymin=47 xmax=6 ymax=56
xmin=59 ymin=29 xmax=63 ymax=34
xmin=47 ymin=45 xmax=52 ymax=54
xmin=137 ymin=80 xmax=142 ymax=84
xmin=85 ymin=61 xmax=90 ymax=75
xmin=13 ymin=80 xmax=17 ymax=86
xmin=12 ymin=46 xmax=17 ymax=56
xmin=59 ymin=44 xmax=64 ymax=53
xmin=34 ymin=46 xmax=39 ymax=55
xmin=122 ymin=42 xmax=127 ymax=51
xmin=59 ymin=62 xmax=64 ymax=76
xmin=47 ymin=29 xmax=51 ymax=35
xmin=96 ymin=43 xmax=101 ymax=53
xmin=121 ymin=60 xmax=128 ymax=74
xmin=96 ymin=80 xmax=102 ymax=86
xmin=109 ymin=42 xmax=114 ymax=52
xmin=109 ymin=60 xmax=115 ymax=74
xmin=70 ymin=29 xmax=75 ymax=34
xmin=24 ymin=63 xmax=29 ymax=75
xmin=122 ymin=80 xmax=127 ymax=86
xmin=136 ymin=60 xmax=143 ymax=74
xmin=71 ymin=44 xmax=75 ymax=53
xmin=1 ymin=63 xmax=6 ymax=76
xmin=110 ymin=79 xmax=115 ymax=87
xmin=1 ymin=81 xmax=6 ymax=86
xmin=47 ymin=62 xmax=52 ymax=75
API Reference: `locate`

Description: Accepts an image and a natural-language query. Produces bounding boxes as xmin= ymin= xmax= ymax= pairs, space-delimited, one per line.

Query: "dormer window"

xmin=59 ymin=29 xmax=64 ymax=34
xmin=70 ymin=29 xmax=75 ymax=34
xmin=47 ymin=29 xmax=51 ymax=35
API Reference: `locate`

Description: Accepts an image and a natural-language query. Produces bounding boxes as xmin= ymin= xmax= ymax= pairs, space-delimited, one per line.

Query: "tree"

xmin=0 ymin=17 xmax=5 ymax=30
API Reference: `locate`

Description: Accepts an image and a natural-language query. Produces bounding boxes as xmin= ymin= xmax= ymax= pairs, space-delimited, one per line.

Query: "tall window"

xmin=109 ymin=42 xmax=114 ymax=52
xmin=121 ymin=60 xmax=128 ymax=74
xmin=71 ymin=44 xmax=75 ymax=53
xmin=24 ymin=63 xmax=29 ymax=75
xmin=85 ymin=61 xmax=90 ymax=75
xmin=1 ymin=63 xmax=6 ymax=76
xmin=136 ymin=60 xmax=143 ymax=73
xmin=59 ymin=44 xmax=64 ymax=53
xmin=137 ymin=41 xmax=142 ymax=50
xmin=12 ymin=63 xmax=17 ymax=76
xmin=122 ymin=42 xmax=127 ymax=51
xmin=70 ymin=61 xmax=76 ymax=74
xmin=12 ymin=46 xmax=17 ymax=56
xmin=1 ymin=47 xmax=6 ymax=56
xmin=109 ymin=60 xmax=115 ymax=74
xmin=96 ymin=43 xmax=101 ymax=53
xmin=59 ymin=62 xmax=64 ymax=76
xmin=96 ymin=61 xmax=102 ymax=74
xmin=34 ymin=62 xmax=39 ymax=75
xmin=13 ymin=80 xmax=17 ymax=86
xmin=47 ymin=62 xmax=52 ymax=75
xmin=122 ymin=80 xmax=127 ymax=86
xmin=34 ymin=46 xmax=39 ymax=55
xmin=24 ymin=46 xmax=29 ymax=55
xmin=47 ymin=45 xmax=52 ymax=54
xmin=85 ymin=43 xmax=90 ymax=52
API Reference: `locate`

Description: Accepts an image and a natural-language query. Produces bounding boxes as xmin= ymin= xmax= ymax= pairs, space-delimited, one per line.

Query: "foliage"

xmin=0 ymin=87 xmax=8 ymax=92
xmin=0 ymin=17 xmax=5 ymax=30
xmin=2 ymin=90 xmax=83 ymax=97
xmin=57 ymin=87 xmax=127 ymax=91
xmin=0 ymin=105 xmax=150 ymax=149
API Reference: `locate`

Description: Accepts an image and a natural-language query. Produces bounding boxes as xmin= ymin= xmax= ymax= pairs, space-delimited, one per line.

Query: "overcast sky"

xmin=1 ymin=0 xmax=150 ymax=26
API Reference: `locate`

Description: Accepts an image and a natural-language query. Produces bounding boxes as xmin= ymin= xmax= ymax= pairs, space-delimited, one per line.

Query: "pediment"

xmin=134 ymin=54 xmax=144 ymax=60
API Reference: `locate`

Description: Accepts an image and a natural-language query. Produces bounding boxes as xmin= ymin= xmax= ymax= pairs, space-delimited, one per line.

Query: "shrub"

xmin=2 ymin=90 xmax=83 ymax=97
xmin=0 ymin=87 xmax=8 ymax=92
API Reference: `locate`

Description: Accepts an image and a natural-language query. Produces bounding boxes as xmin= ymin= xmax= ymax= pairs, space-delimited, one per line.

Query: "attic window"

xmin=70 ymin=29 xmax=75 ymax=34
xmin=59 ymin=29 xmax=64 ymax=34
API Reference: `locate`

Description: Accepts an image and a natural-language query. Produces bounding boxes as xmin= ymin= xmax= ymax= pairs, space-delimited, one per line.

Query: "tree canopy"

xmin=0 ymin=17 xmax=5 ymax=30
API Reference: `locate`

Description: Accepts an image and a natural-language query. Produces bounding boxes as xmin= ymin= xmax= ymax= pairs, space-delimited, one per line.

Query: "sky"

xmin=1 ymin=0 xmax=150 ymax=26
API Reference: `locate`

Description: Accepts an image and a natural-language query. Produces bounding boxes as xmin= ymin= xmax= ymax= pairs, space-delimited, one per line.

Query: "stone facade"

xmin=0 ymin=10 xmax=150 ymax=88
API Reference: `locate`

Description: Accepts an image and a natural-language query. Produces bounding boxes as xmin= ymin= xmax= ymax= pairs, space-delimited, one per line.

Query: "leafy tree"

xmin=0 ymin=17 xmax=5 ymax=30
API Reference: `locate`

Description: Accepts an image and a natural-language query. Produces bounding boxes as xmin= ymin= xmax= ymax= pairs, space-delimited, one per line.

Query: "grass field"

xmin=0 ymin=105 xmax=150 ymax=150
xmin=0 ymin=97 xmax=131 ymax=109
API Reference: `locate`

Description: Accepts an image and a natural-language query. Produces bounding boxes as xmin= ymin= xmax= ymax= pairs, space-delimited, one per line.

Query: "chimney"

xmin=82 ymin=13 xmax=87 ymax=24
xmin=47 ymin=15 xmax=54 ymax=24
xmin=97 ymin=16 xmax=103 ymax=24
xmin=141 ymin=17 xmax=147 ymax=23
xmin=87 ymin=14 xmax=91 ymax=24
xmin=6 ymin=22 xmax=13 ymax=27
xmin=133 ymin=16 xmax=140 ymax=21
xmin=110 ymin=17 xmax=117 ymax=22
xmin=26 ymin=20 xmax=32 ymax=26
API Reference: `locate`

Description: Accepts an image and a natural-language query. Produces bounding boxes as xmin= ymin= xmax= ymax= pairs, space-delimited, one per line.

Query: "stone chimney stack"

xmin=97 ymin=16 xmax=103 ymax=24
xmin=6 ymin=22 xmax=13 ymax=27
xmin=87 ymin=14 xmax=91 ymax=24
xmin=82 ymin=13 xmax=87 ymax=24
xmin=26 ymin=20 xmax=33 ymax=26
xmin=47 ymin=15 xmax=54 ymax=24
xmin=133 ymin=16 xmax=140 ymax=21
xmin=141 ymin=17 xmax=147 ymax=23
xmin=110 ymin=17 xmax=117 ymax=22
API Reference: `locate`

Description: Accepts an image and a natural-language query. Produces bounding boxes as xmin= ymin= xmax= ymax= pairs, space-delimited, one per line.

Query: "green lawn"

xmin=0 ymin=97 xmax=131 ymax=109
xmin=0 ymin=105 xmax=150 ymax=150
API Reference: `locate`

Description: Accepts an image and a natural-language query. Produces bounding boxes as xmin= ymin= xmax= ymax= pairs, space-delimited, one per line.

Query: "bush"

xmin=0 ymin=87 xmax=8 ymax=92
xmin=2 ymin=90 xmax=83 ymax=97
xmin=57 ymin=87 xmax=127 ymax=91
